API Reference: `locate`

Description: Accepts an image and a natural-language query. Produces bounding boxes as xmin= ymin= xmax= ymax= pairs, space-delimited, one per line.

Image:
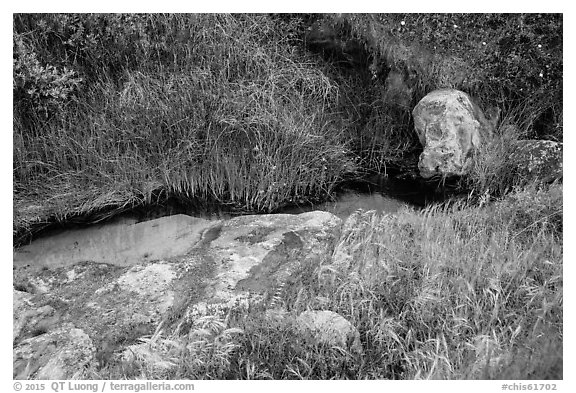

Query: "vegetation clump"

xmin=93 ymin=184 xmax=562 ymax=380
xmin=13 ymin=14 xmax=354 ymax=240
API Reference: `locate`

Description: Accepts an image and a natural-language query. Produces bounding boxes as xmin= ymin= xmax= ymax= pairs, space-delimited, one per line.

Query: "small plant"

xmin=100 ymin=315 xmax=244 ymax=380
xmin=13 ymin=32 xmax=82 ymax=120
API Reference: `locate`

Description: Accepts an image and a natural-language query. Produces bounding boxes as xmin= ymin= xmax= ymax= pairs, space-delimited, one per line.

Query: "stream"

xmin=13 ymin=175 xmax=446 ymax=269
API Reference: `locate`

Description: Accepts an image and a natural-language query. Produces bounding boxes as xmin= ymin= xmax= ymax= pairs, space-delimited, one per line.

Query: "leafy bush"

xmin=14 ymin=14 xmax=174 ymax=81
xmin=13 ymin=32 xmax=83 ymax=121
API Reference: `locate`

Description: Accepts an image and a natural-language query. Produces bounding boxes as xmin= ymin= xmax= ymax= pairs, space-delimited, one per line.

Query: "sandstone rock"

xmin=509 ymin=140 xmax=562 ymax=184
xmin=13 ymin=211 xmax=342 ymax=378
xmin=14 ymin=304 xmax=58 ymax=344
xmin=191 ymin=211 xmax=342 ymax=314
xmin=295 ymin=310 xmax=362 ymax=354
xmin=13 ymin=289 xmax=34 ymax=341
xmin=413 ymin=89 xmax=498 ymax=178
xmin=13 ymin=288 xmax=64 ymax=345
xmin=14 ymin=288 xmax=33 ymax=308
xmin=86 ymin=262 xmax=178 ymax=335
xmin=13 ymin=324 xmax=96 ymax=380
xmin=13 ymin=261 xmax=186 ymax=377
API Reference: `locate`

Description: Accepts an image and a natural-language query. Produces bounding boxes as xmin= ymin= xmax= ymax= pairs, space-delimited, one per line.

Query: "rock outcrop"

xmin=13 ymin=211 xmax=343 ymax=379
xmin=295 ymin=310 xmax=362 ymax=354
xmin=13 ymin=324 xmax=96 ymax=380
xmin=509 ymin=140 xmax=563 ymax=184
xmin=412 ymin=89 xmax=499 ymax=178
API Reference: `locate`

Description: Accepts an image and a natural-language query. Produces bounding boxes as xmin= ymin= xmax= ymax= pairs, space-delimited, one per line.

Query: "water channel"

xmin=14 ymin=175 xmax=449 ymax=269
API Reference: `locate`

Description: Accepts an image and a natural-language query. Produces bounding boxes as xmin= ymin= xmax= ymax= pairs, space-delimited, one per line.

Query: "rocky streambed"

xmin=13 ymin=209 xmax=371 ymax=379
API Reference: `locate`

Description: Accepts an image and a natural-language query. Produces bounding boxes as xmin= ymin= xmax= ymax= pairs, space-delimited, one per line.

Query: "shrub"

xmin=13 ymin=31 xmax=83 ymax=122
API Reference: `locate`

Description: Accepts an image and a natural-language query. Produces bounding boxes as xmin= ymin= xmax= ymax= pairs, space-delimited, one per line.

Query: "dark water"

xmin=278 ymin=175 xmax=450 ymax=218
xmin=123 ymin=175 xmax=446 ymax=221
xmin=13 ymin=175 xmax=451 ymax=268
xmin=279 ymin=190 xmax=407 ymax=219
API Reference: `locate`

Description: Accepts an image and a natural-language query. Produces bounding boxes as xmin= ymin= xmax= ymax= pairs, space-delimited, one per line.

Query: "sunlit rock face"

xmin=13 ymin=323 xmax=96 ymax=380
xmin=412 ymin=89 xmax=498 ymax=178
xmin=13 ymin=211 xmax=342 ymax=379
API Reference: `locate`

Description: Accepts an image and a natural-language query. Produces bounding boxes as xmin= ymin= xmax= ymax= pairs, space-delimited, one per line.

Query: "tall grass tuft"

xmin=461 ymin=96 xmax=562 ymax=199
xmin=319 ymin=184 xmax=562 ymax=379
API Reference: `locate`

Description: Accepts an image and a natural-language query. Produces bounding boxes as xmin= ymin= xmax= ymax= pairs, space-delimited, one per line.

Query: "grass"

xmin=14 ymin=14 xmax=562 ymax=239
xmin=13 ymin=14 xmax=360 ymax=242
xmin=459 ymin=96 xmax=564 ymax=200
xmin=93 ymin=183 xmax=562 ymax=380
xmin=13 ymin=13 xmax=563 ymax=380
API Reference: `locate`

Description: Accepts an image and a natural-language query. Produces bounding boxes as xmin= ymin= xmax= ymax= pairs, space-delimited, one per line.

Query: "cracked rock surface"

xmin=13 ymin=211 xmax=343 ymax=379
